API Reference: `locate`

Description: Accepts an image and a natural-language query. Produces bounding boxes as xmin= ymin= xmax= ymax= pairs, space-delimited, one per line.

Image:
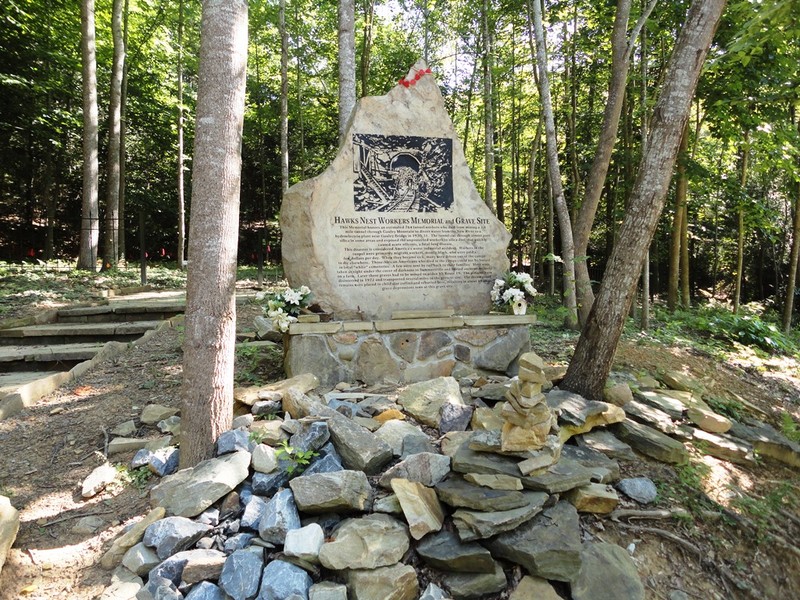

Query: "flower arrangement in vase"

xmin=491 ymin=272 xmax=537 ymax=315
xmin=260 ymin=285 xmax=312 ymax=332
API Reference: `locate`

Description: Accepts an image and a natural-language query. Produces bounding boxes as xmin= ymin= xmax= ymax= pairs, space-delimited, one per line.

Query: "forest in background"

xmin=1 ymin=0 xmax=799 ymax=327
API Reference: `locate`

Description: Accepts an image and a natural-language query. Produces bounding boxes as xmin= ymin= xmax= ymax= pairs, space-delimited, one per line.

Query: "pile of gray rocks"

xmin=95 ymin=352 xmax=799 ymax=600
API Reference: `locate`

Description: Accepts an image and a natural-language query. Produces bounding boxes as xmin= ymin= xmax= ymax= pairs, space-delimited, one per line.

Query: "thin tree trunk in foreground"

xmin=784 ymin=177 xmax=800 ymax=333
xmin=668 ymin=123 xmax=689 ymax=312
xmin=78 ymin=0 xmax=99 ymax=271
xmin=338 ymin=0 xmax=356 ymax=145
xmin=572 ymin=0 xmax=657 ymax=326
xmin=103 ymin=0 xmax=125 ymax=270
xmin=181 ymin=0 xmax=248 ymax=468
xmin=529 ymin=0 xmax=578 ymax=329
xmin=561 ymin=0 xmax=726 ymax=400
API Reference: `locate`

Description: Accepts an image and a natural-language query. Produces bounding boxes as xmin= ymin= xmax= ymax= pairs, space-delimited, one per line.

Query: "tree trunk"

xmin=734 ymin=134 xmax=749 ymax=313
xmin=529 ymin=0 xmax=578 ymax=329
xmin=118 ymin=0 xmax=129 ymax=266
xmin=482 ymin=0 xmax=494 ymax=212
xmin=103 ymin=0 xmax=125 ymax=270
xmin=528 ymin=118 xmax=542 ymax=280
xmin=561 ymin=0 xmax=726 ymax=400
xmin=338 ymin=0 xmax=356 ymax=145
xmin=680 ymin=199 xmax=690 ymax=307
xmin=280 ymin=0 xmax=289 ymax=194
xmin=572 ymin=0 xmax=657 ymax=326
xmin=177 ymin=0 xmax=186 ymax=268
xmin=668 ymin=123 xmax=689 ymax=312
xmin=783 ymin=110 xmax=800 ymax=333
xmin=78 ymin=0 xmax=99 ymax=271
xmin=360 ymin=0 xmax=375 ymax=97
xmin=181 ymin=0 xmax=248 ymax=469
xmin=639 ymin=23 xmax=650 ymax=331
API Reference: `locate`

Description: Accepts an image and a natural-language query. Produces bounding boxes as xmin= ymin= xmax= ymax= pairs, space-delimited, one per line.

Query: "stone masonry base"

xmin=284 ymin=314 xmax=536 ymax=388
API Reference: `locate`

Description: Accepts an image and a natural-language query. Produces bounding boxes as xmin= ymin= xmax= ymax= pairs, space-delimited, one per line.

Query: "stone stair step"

xmin=0 ymin=320 xmax=164 ymax=346
xmin=0 ymin=343 xmax=107 ymax=364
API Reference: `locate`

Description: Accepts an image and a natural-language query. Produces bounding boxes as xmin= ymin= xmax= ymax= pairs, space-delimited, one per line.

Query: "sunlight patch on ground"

xmin=698 ymin=454 xmax=754 ymax=508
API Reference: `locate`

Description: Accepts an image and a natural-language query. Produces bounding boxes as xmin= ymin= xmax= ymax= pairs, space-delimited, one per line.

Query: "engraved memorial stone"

xmin=281 ymin=61 xmax=510 ymax=319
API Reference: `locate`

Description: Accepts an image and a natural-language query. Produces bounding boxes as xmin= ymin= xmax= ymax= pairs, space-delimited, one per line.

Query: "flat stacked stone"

xmin=500 ymin=352 xmax=557 ymax=453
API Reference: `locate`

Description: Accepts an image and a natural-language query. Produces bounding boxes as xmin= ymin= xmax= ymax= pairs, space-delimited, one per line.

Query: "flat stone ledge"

xmin=287 ymin=314 xmax=537 ymax=336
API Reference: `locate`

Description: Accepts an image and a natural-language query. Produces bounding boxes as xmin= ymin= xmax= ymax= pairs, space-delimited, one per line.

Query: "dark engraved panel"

xmin=353 ymin=133 xmax=453 ymax=212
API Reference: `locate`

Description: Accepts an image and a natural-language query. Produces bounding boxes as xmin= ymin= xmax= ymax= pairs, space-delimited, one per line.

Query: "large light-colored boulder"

xmin=0 ymin=495 xmax=19 ymax=576
xmin=397 ymin=376 xmax=462 ymax=428
xmin=318 ymin=514 xmax=410 ymax=570
xmin=150 ymin=450 xmax=251 ymax=517
xmin=281 ymin=61 xmax=510 ymax=320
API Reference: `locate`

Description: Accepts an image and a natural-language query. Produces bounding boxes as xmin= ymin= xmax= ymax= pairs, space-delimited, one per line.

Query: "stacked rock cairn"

xmin=500 ymin=353 xmax=562 ymax=475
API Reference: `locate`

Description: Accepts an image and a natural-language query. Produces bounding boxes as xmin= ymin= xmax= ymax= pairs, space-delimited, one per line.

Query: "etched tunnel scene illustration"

xmin=353 ymin=133 xmax=454 ymax=212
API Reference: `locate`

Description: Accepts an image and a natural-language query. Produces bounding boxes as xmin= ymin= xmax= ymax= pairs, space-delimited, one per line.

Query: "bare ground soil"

xmin=0 ymin=296 xmax=798 ymax=600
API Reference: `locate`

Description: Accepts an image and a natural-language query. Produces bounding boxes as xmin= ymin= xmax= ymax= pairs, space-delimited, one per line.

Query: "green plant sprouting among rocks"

xmin=115 ymin=464 xmax=152 ymax=490
xmin=275 ymin=440 xmax=318 ymax=476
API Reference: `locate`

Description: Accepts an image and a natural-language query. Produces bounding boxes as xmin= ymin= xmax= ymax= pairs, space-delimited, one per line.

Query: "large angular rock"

xmin=559 ymin=444 xmax=620 ymax=483
xmin=258 ymin=559 xmax=312 ymax=600
xmin=575 ymin=429 xmax=636 ymax=461
xmin=547 ymin=390 xmax=625 ymax=440
xmin=520 ymin=457 xmax=594 ymax=494
xmin=150 ymin=450 xmax=251 ymax=517
xmin=565 ymin=483 xmax=620 ymax=514
xmin=284 ymin=523 xmax=325 ymax=563
xmin=510 ymin=576 xmax=561 ymax=600
xmin=452 ymin=490 xmax=549 ymax=542
xmin=145 ymin=549 xmax=224 ymax=592
xmin=435 ymin=475 xmax=527 ymax=511
xmin=659 ymin=370 xmax=705 ymax=394
xmin=729 ymin=419 xmax=800 ymax=468
xmin=318 ymin=514 xmax=410 ymax=570
xmin=378 ymin=452 xmax=451 ymax=488
xmin=97 ymin=566 xmax=143 ymax=600
xmin=416 ymin=530 xmax=495 ymax=573
xmin=691 ymin=429 xmax=755 ymax=465
xmin=234 ymin=373 xmax=319 ymax=406
xmin=374 ymin=419 xmax=431 ymax=457
xmin=100 ymin=507 xmax=166 ymax=569
xmin=310 ymin=582 xmax=349 ymax=600
xmin=440 ymin=562 xmax=506 ymax=600
xmin=0 ymin=495 xmax=19 ymax=575
xmin=81 ymin=462 xmax=118 ymax=498
xmin=614 ymin=420 xmax=689 ymax=464
xmin=485 ymin=501 xmax=582 ymax=582
xmin=390 ymin=478 xmax=444 ymax=539
xmin=280 ymin=60 xmax=510 ymax=320
xmin=617 ymin=477 xmax=658 ymax=504
xmin=219 ymin=549 xmax=265 ymax=600
xmin=283 ymin=389 xmax=392 ymax=474
xmin=143 ymin=517 xmax=212 ymax=560
xmin=258 ymin=488 xmax=301 ymax=544
xmin=289 ymin=470 xmax=372 ymax=513
xmin=121 ymin=542 xmax=160 ymax=577
xmin=185 ymin=581 xmax=226 ymax=600
xmin=687 ymin=406 xmax=732 ymax=433
xmin=473 ymin=327 xmax=530 ymax=373
xmin=179 ymin=549 xmax=227 ymax=585
xmin=571 ymin=542 xmax=644 ymax=600
xmin=397 ymin=376 xmax=463 ymax=428
xmin=346 ymin=562 xmax=419 ymax=600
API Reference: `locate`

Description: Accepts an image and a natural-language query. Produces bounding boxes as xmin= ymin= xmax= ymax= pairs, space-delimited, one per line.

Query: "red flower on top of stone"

xmin=398 ymin=68 xmax=433 ymax=88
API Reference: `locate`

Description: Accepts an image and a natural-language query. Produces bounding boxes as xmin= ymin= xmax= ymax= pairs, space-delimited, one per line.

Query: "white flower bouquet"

xmin=262 ymin=285 xmax=312 ymax=332
xmin=491 ymin=272 xmax=537 ymax=314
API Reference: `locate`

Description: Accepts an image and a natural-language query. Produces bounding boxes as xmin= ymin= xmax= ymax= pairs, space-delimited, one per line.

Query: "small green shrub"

xmin=780 ymin=412 xmax=800 ymax=443
xmin=275 ymin=440 xmax=318 ymax=476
